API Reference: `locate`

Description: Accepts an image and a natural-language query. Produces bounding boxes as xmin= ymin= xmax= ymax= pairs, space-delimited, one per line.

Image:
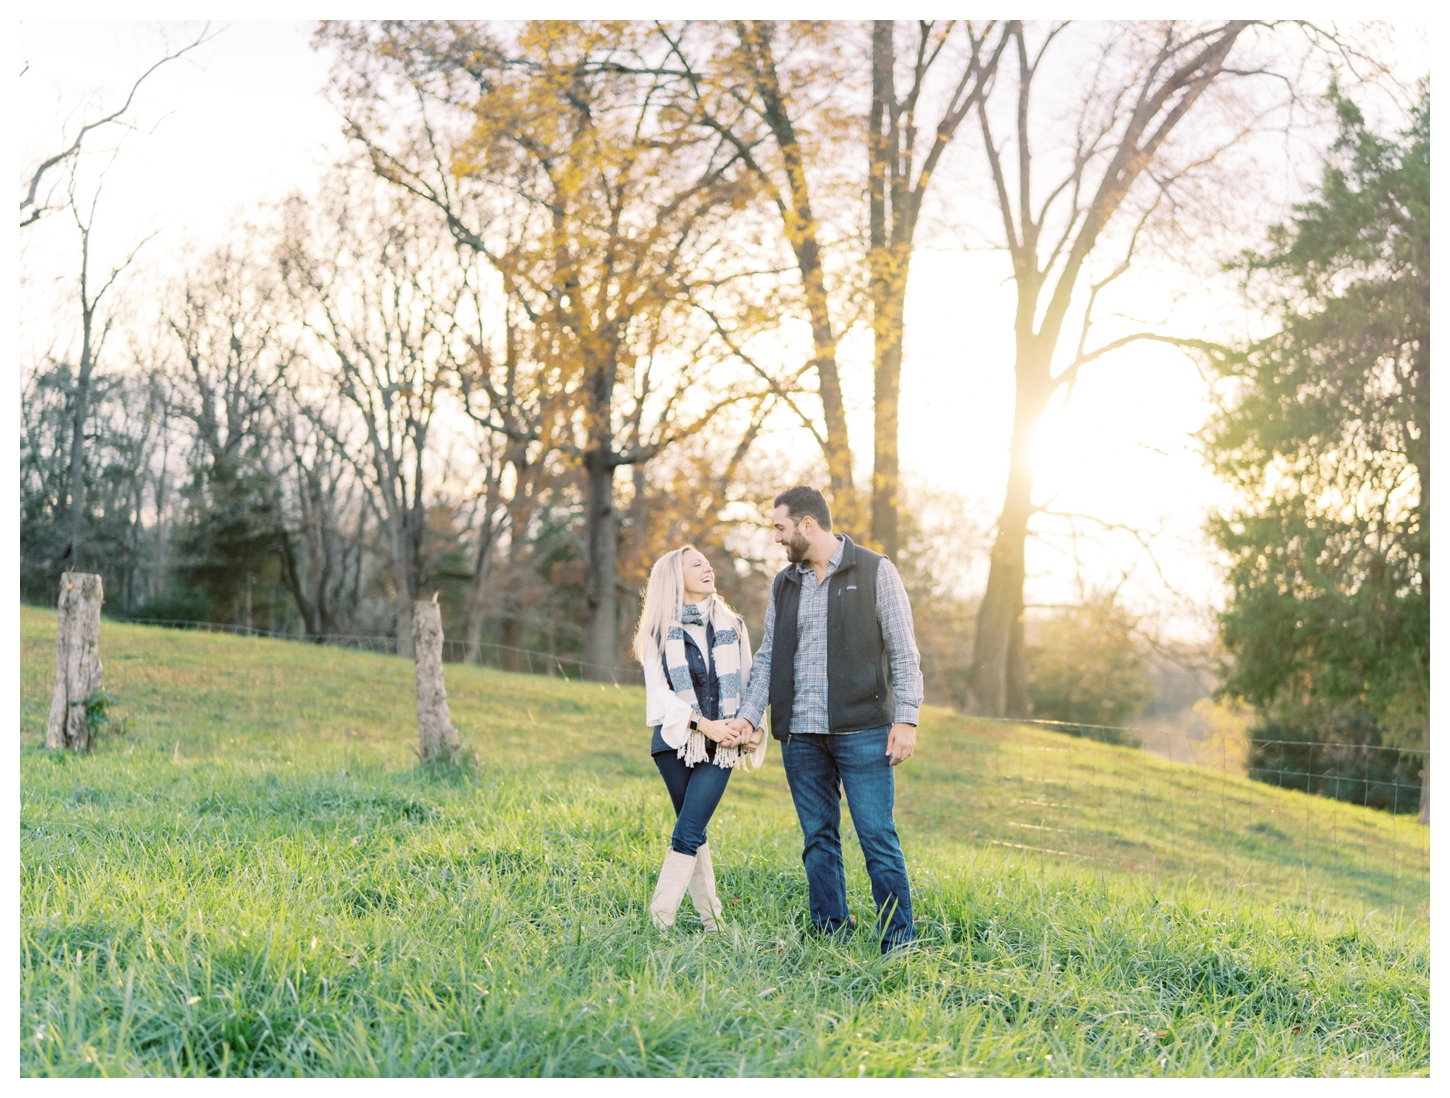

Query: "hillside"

xmin=20 ymin=608 xmax=1428 ymax=1076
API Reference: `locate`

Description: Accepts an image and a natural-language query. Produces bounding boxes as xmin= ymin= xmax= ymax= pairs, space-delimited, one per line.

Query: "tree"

xmin=452 ymin=304 xmax=572 ymax=667
xmin=649 ymin=20 xmax=1008 ymax=552
xmin=963 ymin=21 xmax=1258 ymax=717
xmin=656 ymin=21 xmax=867 ymax=525
xmin=866 ymin=20 xmax=1009 ymax=557
xmin=1026 ymin=590 xmax=1153 ymax=736
xmin=1202 ymin=86 xmax=1429 ymax=820
xmin=318 ymin=21 xmax=769 ymax=675
xmin=164 ymin=235 xmax=292 ymax=627
xmin=20 ymin=359 xmax=85 ymax=599
xmin=21 ymin=26 xmax=209 ymax=615
xmin=279 ymin=174 xmax=472 ymax=656
xmin=890 ymin=481 xmax=988 ymax=712
xmin=20 ymin=351 xmax=168 ymax=611
xmin=20 ymin=28 xmax=210 ymax=229
xmin=60 ymin=168 xmax=155 ymax=574
xmin=274 ymin=399 xmax=369 ymax=639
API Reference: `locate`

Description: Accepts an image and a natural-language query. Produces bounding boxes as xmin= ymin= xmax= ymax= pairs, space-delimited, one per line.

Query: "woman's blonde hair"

xmin=632 ymin=544 xmax=738 ymax=664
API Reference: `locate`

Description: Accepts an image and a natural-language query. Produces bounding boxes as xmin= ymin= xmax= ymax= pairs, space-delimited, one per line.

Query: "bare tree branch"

xmin=21 ymin=26 xmax=213 ymax=227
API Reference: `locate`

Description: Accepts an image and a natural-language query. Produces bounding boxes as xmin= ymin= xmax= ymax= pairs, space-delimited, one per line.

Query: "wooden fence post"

xmin=46 ymin=572 xmax=104 ymax=751
xmin=412 ymin=597 xmax=460 ymax=763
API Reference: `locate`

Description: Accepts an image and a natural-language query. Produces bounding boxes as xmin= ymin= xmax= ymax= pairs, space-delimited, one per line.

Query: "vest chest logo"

xmin=845 ymin=585 xmax=857 ymax=591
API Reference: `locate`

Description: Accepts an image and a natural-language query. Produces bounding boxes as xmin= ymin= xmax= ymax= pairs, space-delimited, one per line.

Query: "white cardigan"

xmin=643 ymin=617 xmax=767 ymax=770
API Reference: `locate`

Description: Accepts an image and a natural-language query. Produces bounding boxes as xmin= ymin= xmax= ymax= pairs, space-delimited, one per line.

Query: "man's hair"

xmin=774 ymin=485 xmax=832 ymax=531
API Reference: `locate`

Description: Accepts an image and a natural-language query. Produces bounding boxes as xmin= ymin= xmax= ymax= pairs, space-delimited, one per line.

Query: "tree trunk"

xmin=500 ymin=613 xmax=528 ymax=672
xmin=463 ymin=602 xmax=486 ymax=666
xmin=495 ymin=486 xmax=539 ymax=672
xmin=967 ymin=472 xmax=1032 ymax=717
xmin=462 ymin=543 xmax=493 ymax=664
xmin=1418 ymin=716 xmax=1429 ymax=825
xmin=864 ymin=19 xmax=1003 ymax=558
xmin=582 ymin=449 xmax=618 ymax=680
xmin=867 ymin=20 xmax=896 ymax=558
xmin=967 ymin=355 xmax=1049 ymax=717
xmin=395 ymin=596 xmax=415 ymax=659
xmin=462 ymin=485 xmax=508 ymax=663
xmin=412 ymin=598 xmax=460 ymax=764
xmin=67 ymin=316 xmax=96 ymax=571
xmin=1414 ymin=336 xmax=1428 ymax=826
xmin=388 ymin=513 xmax=416 ymax=658
xmin=46 ymin=572 xmax=104 ymax=751
xmin=870 ymin=272 xmax=907 ymax=558
xmin=739 ymin=22 xmax=856 ymax=525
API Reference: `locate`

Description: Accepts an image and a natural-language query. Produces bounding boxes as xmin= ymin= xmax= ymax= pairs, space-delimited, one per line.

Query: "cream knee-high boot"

xmin=688 ymin=842 xmax=724 ymax=932
xmin=648 ymin=849 xmax=697 ymax=930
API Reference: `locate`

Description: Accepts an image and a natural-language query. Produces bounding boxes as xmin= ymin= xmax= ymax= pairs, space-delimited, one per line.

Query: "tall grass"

xmin=19 ymin=608 xmax=1428 ymax=1076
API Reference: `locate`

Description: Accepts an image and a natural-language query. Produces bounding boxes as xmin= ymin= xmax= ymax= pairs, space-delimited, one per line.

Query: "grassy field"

xmin=19 ymin=607 xmax=1429 ymax=1076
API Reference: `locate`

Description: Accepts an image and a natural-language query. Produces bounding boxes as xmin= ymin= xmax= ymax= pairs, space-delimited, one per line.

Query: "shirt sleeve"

xmin=876 ymin=558 xmax=923 ymax=725
xmin=736 ymin=586 xmax=775 ymax=729
xmin=643 ymin=646 xmax=695 ymax=748
xmin=735 ymin=619 xmax=768 ymax=769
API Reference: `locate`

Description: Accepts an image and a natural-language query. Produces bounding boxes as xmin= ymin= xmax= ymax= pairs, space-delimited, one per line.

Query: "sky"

xmin=20 ymin=21 xmax=344 ymax=259
xmin=16 ymin=18 xmax=1430 ymax=645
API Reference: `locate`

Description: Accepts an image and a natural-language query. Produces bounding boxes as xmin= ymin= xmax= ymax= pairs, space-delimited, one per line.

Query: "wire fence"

xmin=114 ymin=615 xmax=1428 ymax=914
xmin=954 ymin=715 xmax=1427 ymax=914
xmin=991 ymin=714 xmax=1426 ymax=810
xmin=119 ymin=617 xmax=646 ymax=684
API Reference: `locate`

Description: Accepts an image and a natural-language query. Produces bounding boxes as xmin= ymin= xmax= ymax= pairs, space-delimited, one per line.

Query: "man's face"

xmin=773 ymin=505 xmax=811 ymax=563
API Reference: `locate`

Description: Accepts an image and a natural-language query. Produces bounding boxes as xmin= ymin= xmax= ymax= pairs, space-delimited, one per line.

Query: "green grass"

xmin=20 ymin=607 xmax=1428 ymax=1076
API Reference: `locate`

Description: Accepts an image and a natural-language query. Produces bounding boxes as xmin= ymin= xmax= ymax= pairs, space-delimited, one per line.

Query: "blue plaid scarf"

xmin=663 ymin=601 xmax=745 ymax=769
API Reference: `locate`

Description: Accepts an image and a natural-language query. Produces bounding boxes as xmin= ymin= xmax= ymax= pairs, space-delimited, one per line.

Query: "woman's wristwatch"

xmin=688 ymin=718 xmax=700 ymax=731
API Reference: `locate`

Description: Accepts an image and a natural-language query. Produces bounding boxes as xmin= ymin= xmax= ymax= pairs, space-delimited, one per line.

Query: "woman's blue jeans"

xmin=652 ymin=735 xmax=732 ymax=856
xmin=781 ymin=726 xmax=915 ymax=951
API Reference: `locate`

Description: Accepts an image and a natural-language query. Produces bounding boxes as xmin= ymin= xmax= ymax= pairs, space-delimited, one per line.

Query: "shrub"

xmin=126 ymin=592 xmax=215 ymax=624
xmin=1027 ymin=593 xmax=1153 ymax=731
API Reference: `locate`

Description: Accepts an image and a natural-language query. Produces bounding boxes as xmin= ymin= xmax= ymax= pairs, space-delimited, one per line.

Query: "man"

xmin=724 ymin=486 xmax=922 ymax=951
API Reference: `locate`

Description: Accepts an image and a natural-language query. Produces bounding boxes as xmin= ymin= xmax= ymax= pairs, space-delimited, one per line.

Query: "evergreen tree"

xmin=171 ymin=453 xmax=281 ymax=628
xmin=1203 ymin=86 xmax=1429 ymax=817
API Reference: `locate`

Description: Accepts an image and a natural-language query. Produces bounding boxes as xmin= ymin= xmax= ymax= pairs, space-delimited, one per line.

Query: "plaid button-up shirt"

xmin=739 ymin=536 xmax=922 ymax=734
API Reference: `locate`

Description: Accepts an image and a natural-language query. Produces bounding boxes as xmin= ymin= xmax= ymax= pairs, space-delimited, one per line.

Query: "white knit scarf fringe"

xmin=664 ymin=602 xmax=745 ymax=770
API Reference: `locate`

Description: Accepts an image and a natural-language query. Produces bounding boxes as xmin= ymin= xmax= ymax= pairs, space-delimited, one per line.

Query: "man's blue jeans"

xmin=781 ymin=726 xmax=914 ymax=951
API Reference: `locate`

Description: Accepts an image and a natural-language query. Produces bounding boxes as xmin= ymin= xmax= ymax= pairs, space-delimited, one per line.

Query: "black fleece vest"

xmin=650 ymin=624 xmax=720 ymax=757
xmin=660 ymin=621 xmax=720 ymax=721
xmin=767 ymin=535 xmax=894 ymax=740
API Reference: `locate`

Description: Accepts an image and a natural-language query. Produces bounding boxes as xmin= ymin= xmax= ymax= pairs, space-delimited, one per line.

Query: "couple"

xmin=635 ymin=485 xmax=923 ymax=952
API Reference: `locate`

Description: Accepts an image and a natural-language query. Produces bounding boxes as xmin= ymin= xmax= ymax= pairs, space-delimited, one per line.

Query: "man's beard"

xmin=784 ymin=531 xmax=810 ymax=563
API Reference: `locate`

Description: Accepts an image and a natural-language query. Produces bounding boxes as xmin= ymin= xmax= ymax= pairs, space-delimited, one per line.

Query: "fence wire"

xmin=953 ymin=716 xmax=1427 ymax=914
xmin=115 ymin=616 xmax=1428 ymax=913
xmin=122 ymin=617 xmax=646 ymax=684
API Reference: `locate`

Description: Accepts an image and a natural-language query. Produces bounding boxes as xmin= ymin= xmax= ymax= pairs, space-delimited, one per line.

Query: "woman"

xmin=635 ymin=545 xmax=765 ymax=932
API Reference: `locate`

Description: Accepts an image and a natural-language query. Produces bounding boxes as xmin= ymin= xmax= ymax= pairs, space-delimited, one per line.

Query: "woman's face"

xmin=681 ymin=549 xmax=717 ymax=600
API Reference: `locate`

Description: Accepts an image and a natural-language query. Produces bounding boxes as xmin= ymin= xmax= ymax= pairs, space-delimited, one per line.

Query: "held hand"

xmin=885 ymin=722 xmax=916 ymax=767
xmin=698 ymin=718 xmax=729 ymax=744
xmin=720 ymin=717 xmax=754 ymax=747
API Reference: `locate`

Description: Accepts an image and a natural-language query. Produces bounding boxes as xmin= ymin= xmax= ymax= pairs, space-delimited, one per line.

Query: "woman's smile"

xmin=683 ymin=550 xmax=716 ymax=596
